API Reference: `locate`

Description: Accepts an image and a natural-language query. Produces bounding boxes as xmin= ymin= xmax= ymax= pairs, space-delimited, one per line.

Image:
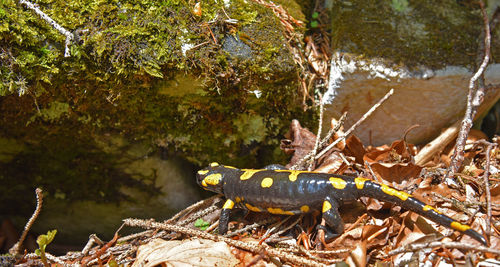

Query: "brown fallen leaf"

xmin=395 ymin=211 xmax=442 ymax=246
xmin=364 ymin=139 xmax=422 ymax=184
xmin=343 ymin=135 xmax=366 ymax=165
xmin=281 ymin=120 xmax=317 ymax=169
xmin=132 ymin=238 xmax=239 ymax=267
xmin=281 ymin=119 xmax=345 ymax=173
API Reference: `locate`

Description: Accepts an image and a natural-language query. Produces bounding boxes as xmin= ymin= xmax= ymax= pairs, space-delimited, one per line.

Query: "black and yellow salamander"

xmin=196 ymin=162 xmax=487 ymax=245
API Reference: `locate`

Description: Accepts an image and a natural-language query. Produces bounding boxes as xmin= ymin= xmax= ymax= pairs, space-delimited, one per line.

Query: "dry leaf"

xmin=281 ymin=120 xmax=317 ymax=168
xmin=364 ymin=140 xmax=422 ymax=183
xmin=345 ymin=241 xmax=367 ymax=267
xmin=132 ymin=238 xmax=239 ymax=267
xmin=343 ymin=135 xmax=366 ymax=164
xmin=281 ymin=119 xmax=344 ymax=172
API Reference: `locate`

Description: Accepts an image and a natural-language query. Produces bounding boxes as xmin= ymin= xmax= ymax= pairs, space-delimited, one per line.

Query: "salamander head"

xmin=196 ymin=162 xmax=227 ymax=194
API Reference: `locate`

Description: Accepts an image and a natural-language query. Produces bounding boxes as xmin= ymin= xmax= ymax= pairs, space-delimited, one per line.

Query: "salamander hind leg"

xmin=320 ymin=197 xmax=344 ymax=242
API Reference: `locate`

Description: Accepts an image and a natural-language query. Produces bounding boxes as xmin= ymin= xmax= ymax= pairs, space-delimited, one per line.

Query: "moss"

xmin=0 ymin=0 xmax=312 ymax=212
xmin=28 ymin=101 xmax=70 ymax=124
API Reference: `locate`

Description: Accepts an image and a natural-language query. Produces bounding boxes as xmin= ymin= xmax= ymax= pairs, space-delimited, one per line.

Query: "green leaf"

xmin=36 ymin=229 xmax=57 ymax=247
xmin=46 ymin=229 xmax=57 ymax=243
xmin=194 ymin=218 xmax=210 ymax=230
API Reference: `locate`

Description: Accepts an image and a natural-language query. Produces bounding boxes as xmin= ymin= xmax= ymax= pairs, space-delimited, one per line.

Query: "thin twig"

xmin=447 ymin=0 xmax=491 ymax=179
xmin=224 ymin=218 xmax=275 ymax=238
xmin=388 ymin=241 xmax=500 ymax=256
xmin=9 ymin=188 xmax=43 ymax=256
xmin=309 ymin=95 xmax=325 ymax=171
xmin=124 ymin=218 xmax=325 ymax=267
xmin=167 ymin=194 xmax=221 ymax=224
xmin=318 ymin=112 xmax=347 ymax=150
xmin=117 ymin=230 xmax=153 ymax=243
xmin=477 ymin=140 xmax=496 ymax=238
xmin=430 ymin=192 xmax=475 ymax=217
xmin=177 ymin=205 xmax=219 ymax=226
xmin=314 ymin=88 xmax=394 ymax=161
xmin=18 ymin=0 xmax=74 ymax=57
xmin=269 ymin=214 xmax=304 ymax=240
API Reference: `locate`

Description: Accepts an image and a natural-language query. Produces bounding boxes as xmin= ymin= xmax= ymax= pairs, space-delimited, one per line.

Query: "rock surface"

xmin=323 ymin=1 xmax=500 ymax=145
xmin=0 ymin=0 xmax=307 ymax=246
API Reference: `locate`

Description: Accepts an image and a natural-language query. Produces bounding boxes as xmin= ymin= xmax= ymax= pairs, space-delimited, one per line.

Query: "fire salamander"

xmin=196 ymin=162 xmax=487 ymax=245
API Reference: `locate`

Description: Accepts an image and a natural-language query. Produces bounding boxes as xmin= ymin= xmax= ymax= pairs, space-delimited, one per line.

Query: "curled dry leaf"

xmin=364 ymin=139 xmax=422 ymax=184
xmin=314 ymin=152 xmax=345 ymax=173
xmin=281 ymin=120 xmax=317 ymax=168
xmin=281 ymin=119 xmax=344 ymax=172
xmin=361 ymin=218 xmax=393 ymax=248
xmin=343 ymin=135 xmax=366 ymax=164
xmin=395 ymin=211 xmax=442 ymax=246
xmin=345 ymin=240 xmax=367 ymax=267
xmin=132 ymin=238 xmax=239 ymax=267
xmin=330 ymin=117 xmax=346 ymax=150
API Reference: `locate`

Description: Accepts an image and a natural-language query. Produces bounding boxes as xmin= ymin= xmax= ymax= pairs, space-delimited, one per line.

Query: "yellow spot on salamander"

xmin=261 ymin=177 xmax=273 ymax=188
xmin=322 ymin=200 xmax=332 ymax=213
xmin=223 ymin=199 xmax=235 ymax=209
xmin=451 ymin=221 xmax=471 ymax=232
xmin=300 ymin=205 xmax=310 ymax=213
xmin=267 ymin=207 xmax=294 ymax=215
xmin=245 ymin=203 xmax=262 ymax=212
xmin=287 ymin=171 xmax=301 ymax=182
xmin=423 ymin=205 xmax=441 ymax=214
xmin=380 ymin=184 xmax=411 ymax=201
xmin=240 ymin=169 xmax=261 ymax=180
xmin=235 ymin=196 xmax=242 ymax=203
xmin=275 ymin=169 xmax=314 ymax=182
xmin=355 ymin=177 xmax=370 ymax=189
xmin=329 ymin=177 xmax=347 ymax=189
xmin=204 ymin=173 xmax=222 ymax=186
xmin=197 ymin=169 xmax=209 ymax=175
xmin=210 ymin=162 xmax=219 ymax=167
xmin=223 ymin=165 xmax=237 ymax=169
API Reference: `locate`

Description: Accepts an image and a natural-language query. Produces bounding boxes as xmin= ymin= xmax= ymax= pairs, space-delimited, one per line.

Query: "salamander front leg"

xmin=320 ymin=197 xmax=344 ymax=242
xmin=219 ymin=199 xmax=235 ymax=235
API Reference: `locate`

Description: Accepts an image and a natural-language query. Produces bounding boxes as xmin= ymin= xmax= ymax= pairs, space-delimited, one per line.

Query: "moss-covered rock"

xmin=331 ymin=0 xmax=484 ymax=69
xmin=0 ymin=0 xmax=311 ymax=241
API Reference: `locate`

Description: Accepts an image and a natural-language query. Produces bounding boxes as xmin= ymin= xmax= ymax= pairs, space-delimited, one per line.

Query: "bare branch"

xmin=314 ymin=88 xmax=394 ymax=161
xmin=9 ymin=188 xmax=43 ymax=255
xmin=19 ymin=0 xmax=74 ymax=57
xmin=447 ymin=0 xmax=491 ymax=179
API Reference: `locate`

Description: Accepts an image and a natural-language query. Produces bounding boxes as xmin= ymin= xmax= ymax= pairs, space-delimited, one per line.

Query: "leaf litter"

xmin=8 ymin=117 xmax=500 ymax=266
xmin=5 ymin=0 xmax=500 ymax=265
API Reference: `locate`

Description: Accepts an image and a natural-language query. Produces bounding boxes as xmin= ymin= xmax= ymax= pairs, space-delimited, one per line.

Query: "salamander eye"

xmin=196 ymin=169 xmax=210 ymax=187
xmin=198 ymin=169 xmax=209 ymax=175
